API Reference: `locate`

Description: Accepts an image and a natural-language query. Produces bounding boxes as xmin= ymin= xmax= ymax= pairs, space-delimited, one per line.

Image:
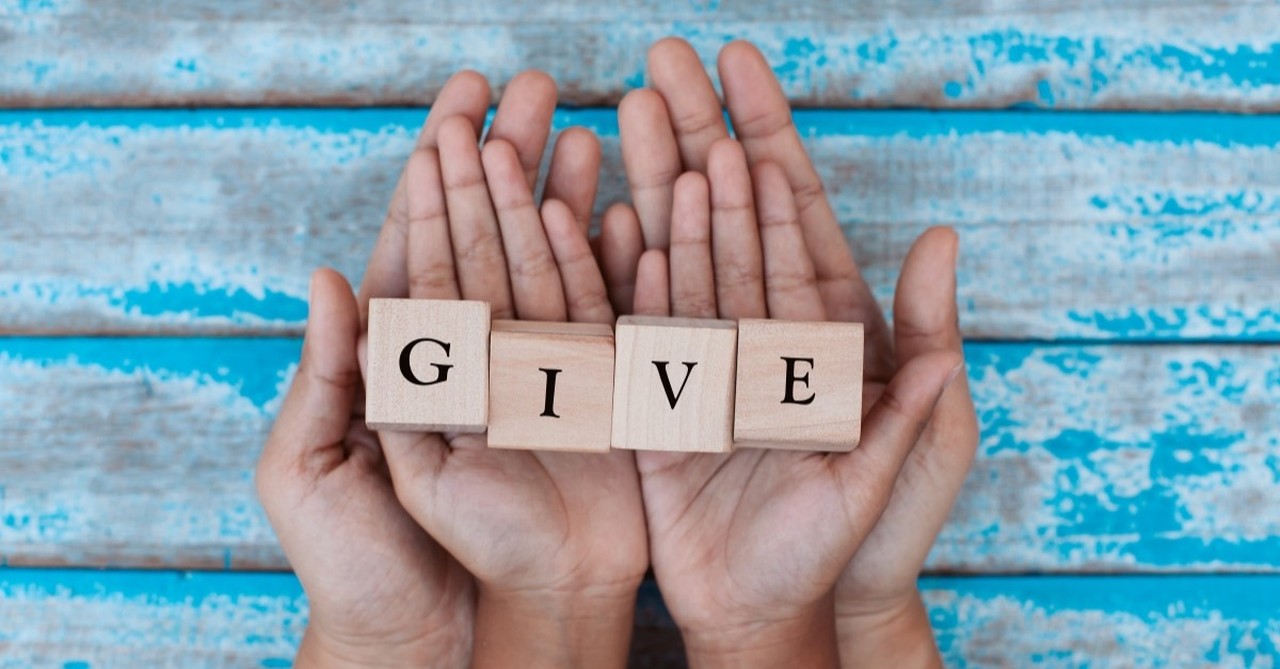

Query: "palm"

xmin=257 ymin=267 xmax=475 ymax=665
xmin=618 ymin=38 xmax=979 ymax=623
xmin=639 ymin=449 xmax=871 ymax=621
xmin=390 ymin=433 xmax=647 ymax=593
xmin=286 ymin=423 xmax=473 ymax=642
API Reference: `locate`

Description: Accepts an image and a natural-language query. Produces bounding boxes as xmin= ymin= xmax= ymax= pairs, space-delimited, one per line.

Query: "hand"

xmin=361 ymin=70 xmax=648 ymax=669
xmin=619 ymin=39 xmax=977 ymax=668
xmin=257 ymin=70 xmax=503 ymax=669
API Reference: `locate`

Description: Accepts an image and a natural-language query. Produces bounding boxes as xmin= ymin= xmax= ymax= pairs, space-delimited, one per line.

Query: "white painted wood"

xmin=1 ymin=339 xmax=1275 ymax=572
xmin=2 ymin=111 xmax=1275 ymax=340
xmin=0 ymin=569 xmax=1272 ymax=667
xmin=2 ymin=2 xmax=1278 ymax=110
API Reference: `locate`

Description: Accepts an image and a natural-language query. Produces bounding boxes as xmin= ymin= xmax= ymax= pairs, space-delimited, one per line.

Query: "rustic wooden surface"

xmin=2 ymin=2 xmax=1280 ymax=111
xmin=2 ymin=110 xmax=1277 ymax=339
xmin=2 ymin=568 xmax=1277 ymax=668
xmin=2 ymin=2 xmax=1277 ymax=665
xmin=2 ymin=339 xmax=1275 ymax=573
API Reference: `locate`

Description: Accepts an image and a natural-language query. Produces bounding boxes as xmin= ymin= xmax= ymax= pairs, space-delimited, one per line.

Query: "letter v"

xmin=652 ymin=361 xmax=698 ymax=409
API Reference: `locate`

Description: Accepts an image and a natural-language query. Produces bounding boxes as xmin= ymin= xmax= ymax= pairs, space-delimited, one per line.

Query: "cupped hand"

xmin=627 ymin=137 xmax=961 ymax=668
xmin=619 ymin=38 xmax=979 ymax=667
xmin=362 ymin=70 xmax=648 ymax=669
xmin=256 ymin=71 xmax=502 ymax=669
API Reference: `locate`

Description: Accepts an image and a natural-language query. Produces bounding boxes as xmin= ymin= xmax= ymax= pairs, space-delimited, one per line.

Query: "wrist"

xmin=295 ymin=625 xmax=460 ymax=669
xmin=471 ymin=583 xmax=640 ymax=669
xmin=681 ymin=596 xmax=839 ymax=669
xmin=836 ymin=590 xmax=941 ymax=669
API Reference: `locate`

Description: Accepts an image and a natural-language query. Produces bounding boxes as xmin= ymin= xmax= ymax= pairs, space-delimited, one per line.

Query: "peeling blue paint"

xmin=116 ymin=281 xmax=308 ymax=323
xmin=0 ymin=338 xmax=299 ymax=410
xmin=4 ymin=108 xmax=1280 ymax=147
xmin=0 ymin=567 xmax=305 ymax=603
xmin=1064 ymin=307 xmax=1280 ymax=341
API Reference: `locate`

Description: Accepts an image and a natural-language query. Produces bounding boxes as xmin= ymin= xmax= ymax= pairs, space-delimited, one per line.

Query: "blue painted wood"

xmin=2 ymin=109 xmax=1276 ymax=340
xmin=1 ymin=2 xmax=1278 ymax=110
xmin=2 ymin=337 xmax=1276 ymax=572
xmin=1 ymin=567 xmax=1276 ymax=667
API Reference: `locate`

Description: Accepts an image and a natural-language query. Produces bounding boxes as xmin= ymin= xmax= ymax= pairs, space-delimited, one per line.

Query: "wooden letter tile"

xmin=612 ymin=316 xmax=737 ymax=453
xmin=733 ymin=319 xmax=863 ymax=451
xmin=365 ymin=298 xmax=489 ymax=432
xmin=488 ymin=320 xmax=615 ymax=452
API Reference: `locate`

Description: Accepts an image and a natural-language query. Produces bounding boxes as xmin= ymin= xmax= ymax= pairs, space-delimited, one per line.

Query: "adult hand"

xmin=627 ymin=137 xmax=961 ymax=668
xmin=363 ymin=71 xmax=648 ymax=669
xmin=622 ymin=39 xmax=979 ymax=668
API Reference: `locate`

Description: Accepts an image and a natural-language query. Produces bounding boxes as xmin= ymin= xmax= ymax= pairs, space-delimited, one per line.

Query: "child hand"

xmin=361 ymin=71 xmax=648 ymax=669
xmin=256 ymin=71 xmax=498 ymax=668
xmin=621 ymin=38 xmax=977 ymax=668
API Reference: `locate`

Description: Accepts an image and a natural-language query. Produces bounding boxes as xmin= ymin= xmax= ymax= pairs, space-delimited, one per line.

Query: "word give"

xmin=365 ymin=298 xmax=864 ymax=453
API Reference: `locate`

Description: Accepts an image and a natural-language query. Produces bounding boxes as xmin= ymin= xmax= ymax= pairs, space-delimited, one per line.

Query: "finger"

xmin=485 ymin=70 xmax=558 ymax=189
xmin=543 ymin=127 xmax=602 ymax=234
xmin=836 ymin=351 xmax=963 ymax=520
xmin=619 ymin=88 xmax=681 ymax=250
xmin=358 ymin=71 xmax=491 ymax=322
xmin=648 ymin=37 xmax=729 ymax=173
xmin=543 ymin=198 xmax=614 ymax=325
xmin=894 ymin=226 xmax=978 ymax=465
xmin=882 ymin=226 xmax=980 ymax=542
xmin=600 ymin=202 xmax=644 ymax=316
xmin=632 ymin=249 xmax=670 ymax=317
xmin=482 ymin=138 xmax=566 ymax=322
xmin=706 ymin=138 xmax=765 ymax=320
xmin=895 ymin=227 xmax=964 ymax=369
xmin=263 ymin=268 xmax=361 ymax=468
xmin=438 ymin=116 xmax=514 ymax=317
xmin=753 ymin=161 xmax=825 ymax=322
xmin=668 ymin=172 xmax=716 ymax=319
xmin=718 ymin=41 xmax=895 ymax=377
xmin=404 ymin=148 xmax=460 ymax=300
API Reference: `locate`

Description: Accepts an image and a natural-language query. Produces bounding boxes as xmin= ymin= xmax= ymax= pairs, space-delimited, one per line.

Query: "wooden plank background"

xmin=1 ymin=1 xmax=1277 ymax=666
xmin=3 ymin=569 xmax=1279 ymax=668
xmin=3 ymin=339 xmax=1278 ymax=572
xmin=3 ymin=1 xmax=1280 ymax=111
xmin=3 ymin=110 xmax=1277 ymax=339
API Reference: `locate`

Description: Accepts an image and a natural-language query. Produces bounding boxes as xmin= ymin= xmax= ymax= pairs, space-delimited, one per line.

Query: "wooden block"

xmin=487 ymin=320 xmax=616 ymax=452
xmin=365 ymin=298 xmax=489 ymax=432
xmin=611 ymin=316 xmax=738 ymax=453
xmin=733 ymin=319 xmax=863 ymax=451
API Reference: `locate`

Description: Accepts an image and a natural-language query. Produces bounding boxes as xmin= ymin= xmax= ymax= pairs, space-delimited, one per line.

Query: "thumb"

xmin=836 ymin=350 xmax=963 ymax=523
xmin=262 ymin=268 xmax=361 ymax=470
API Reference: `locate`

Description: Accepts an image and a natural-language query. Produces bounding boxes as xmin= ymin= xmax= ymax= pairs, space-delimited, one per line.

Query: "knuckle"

xmin=672 ymin=108 xmax=724 ymax=138
xmin=407 ymin=262 xmax=456 ymax=296
xmin=732 ymin=108 xmax=794 ymax=140
xmin=630 ymin=165 xmax=684 ymax=192
xmin=509 ymin=249 xmax=559 ymax=281
xmin=768 ymin=269 xmax=818 ymax=295
xmin=455 ymin=228 xmax=505 ymax=264
xmin=568 ymin=286 xmax=611 ymax=315
xmin=791 ymin=178 xmax=827 ymax=213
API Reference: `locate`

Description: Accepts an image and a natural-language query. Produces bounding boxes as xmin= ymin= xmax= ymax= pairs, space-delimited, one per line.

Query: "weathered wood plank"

xmin=2 ymin=338 xmax=1276 ymax=572
xmin=0 ymin=568 xmax=1275 ymax=667
xmin=2 ymin=110 xmax=1277 ymax=340
xmin=926 ymin=575 xmax=1280 ymax=668
xmin=3 ymin=2 xmax=1279 ymax=110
